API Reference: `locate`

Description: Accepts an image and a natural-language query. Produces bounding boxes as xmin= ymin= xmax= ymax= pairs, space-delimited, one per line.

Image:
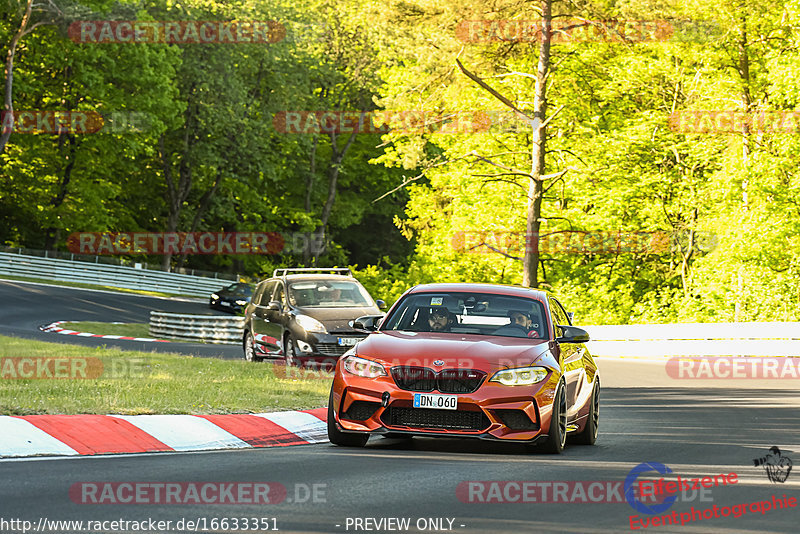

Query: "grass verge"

xmin=0 ymin=334 xmax=330 ymax=415
xmin=60 ymin=322 xmax=153 ymax=338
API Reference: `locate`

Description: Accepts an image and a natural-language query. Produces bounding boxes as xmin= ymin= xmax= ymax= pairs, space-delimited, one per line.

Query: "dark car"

xmin=209 ymin=282 xmax=254 ymax=314
xmin=243 ymin=268 xmax=386 ymax=367
xmin=327 ymin=283 xmax=599 ymax=454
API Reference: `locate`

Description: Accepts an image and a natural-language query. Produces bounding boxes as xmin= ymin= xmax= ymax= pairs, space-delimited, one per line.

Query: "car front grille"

xmin=436 ymin=369 xmax=487 ymax=393
xmin=382 ymin=407 xmax=490 ymax=431
xmin=391 ymin=367 xmax=486 ymax=394
xmin=391 ymin=366 xmax=436 ymax=391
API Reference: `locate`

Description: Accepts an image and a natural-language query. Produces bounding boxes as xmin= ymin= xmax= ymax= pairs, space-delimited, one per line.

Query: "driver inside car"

xmin=427 ymin=307 xmax=455 ymax=332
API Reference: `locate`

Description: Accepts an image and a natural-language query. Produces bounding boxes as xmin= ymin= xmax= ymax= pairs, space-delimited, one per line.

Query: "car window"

xmin=552 ymin=298 xmax=572 ymax=325
xmin=288 ymin=280 xmax=373 ymax=308
xmin=257 ymin=281 xmax=276 ymax=306
xmin=548 ymin=297 xmax=569 ymax=338
xmin=274 ymin=283 xmax=286 ymax=306
xmin=380 ymin=292 xmax=547 ymax=339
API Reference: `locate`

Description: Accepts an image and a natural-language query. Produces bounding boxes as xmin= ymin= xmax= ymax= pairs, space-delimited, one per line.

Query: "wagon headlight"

xmin=343 ymin=355 xmax=387 ymax=378
xmin=489 ymin=366 xmax=549 ymax=386
xmin=235 ymin=299 xmax=248 ymax=306
xmin=211 ymin=293 xmax=219 ymax=300
xmin=295 ymin=314 xmax=326 ymax=333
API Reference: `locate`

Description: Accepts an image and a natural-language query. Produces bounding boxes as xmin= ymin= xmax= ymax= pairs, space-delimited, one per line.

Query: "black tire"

xmin=243 ymin=332 xmax=263 ymax=362
xmin=529 ymin=381 xmax=567 ymax=454
xmin=284 ymin=333 xmax=300 ymax=367
xmin=571 ymin=378 xmax=599 ymax=445
xmin=327 ymin=389 xmax=369 ymax=447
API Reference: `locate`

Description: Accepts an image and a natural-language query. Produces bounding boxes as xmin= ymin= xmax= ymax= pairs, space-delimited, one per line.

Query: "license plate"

xmin=337 ymin=337 xmax=360 ymax=346
xmin=220 ymin=301 xmax=230 ymax=306
xmin=413 ymin=393 xmax=457 ymax=410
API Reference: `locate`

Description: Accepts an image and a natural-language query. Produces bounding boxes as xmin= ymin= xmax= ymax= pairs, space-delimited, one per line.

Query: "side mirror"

xmin=557 ymin=325 xmax=589 ymax=343
xmin=266 ymin=301 xmax=281 ymax=311
xmin=354 ymin=314 xmax=385 ymax=331
xmin=376 ymin=299 xmax=387 ymax=310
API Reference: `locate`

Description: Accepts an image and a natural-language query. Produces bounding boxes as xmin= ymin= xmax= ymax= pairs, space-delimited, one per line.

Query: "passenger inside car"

xmin=492 ymin=309 xmax=543 ymax=338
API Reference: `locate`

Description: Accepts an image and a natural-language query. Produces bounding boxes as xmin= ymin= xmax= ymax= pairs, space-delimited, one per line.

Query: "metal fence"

xmin=0 ymin=251 xmax=234 ymax=297
xmin=583 ymin=322 xmax=800 ymax=358
xmin=150 ymin=312 xmax=244 ymax=344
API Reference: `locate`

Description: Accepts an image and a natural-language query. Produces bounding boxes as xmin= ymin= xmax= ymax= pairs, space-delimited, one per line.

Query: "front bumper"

xmin=332 ymin=366 xmax=560 ymax=442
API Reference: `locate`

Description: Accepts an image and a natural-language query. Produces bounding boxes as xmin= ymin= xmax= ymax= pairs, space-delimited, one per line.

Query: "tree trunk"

xmin=303 ymin=135 xmax=318 ymax=265
xmin=311 ymin=129 xmax=357 ymax=264
xmin=521 ymin=0 xmax=553 ymax=288
xmin=0 ymin=0 xmax=34 ymax=156
xmin=176 ymin=169 xmax=223 ymax=270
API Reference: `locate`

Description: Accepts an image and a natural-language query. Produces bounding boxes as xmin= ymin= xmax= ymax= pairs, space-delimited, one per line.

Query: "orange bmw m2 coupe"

xmin=327 ymin=283 xmax=599 ymax=453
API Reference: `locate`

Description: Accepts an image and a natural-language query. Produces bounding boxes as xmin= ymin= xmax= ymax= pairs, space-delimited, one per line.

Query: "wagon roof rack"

xmin=272 ymin=267 xmax=353 ymax=278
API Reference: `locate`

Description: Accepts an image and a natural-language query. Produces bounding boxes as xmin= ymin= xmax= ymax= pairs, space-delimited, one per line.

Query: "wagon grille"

xmin=391 ymin=367 xmax=486 ymax=394
xmin=316 ymin=343 xmax=350 ymax=356
xmin=382 ymin=407 xmax=490 ymax=431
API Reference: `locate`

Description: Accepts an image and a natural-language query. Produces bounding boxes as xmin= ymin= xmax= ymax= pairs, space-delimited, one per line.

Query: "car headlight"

xmin=235 ymin=299 xmax=248 ymax=306
xmin=489 ymin=366 xmax=549 ymax=386
xmin=342 ymin=355 xmax=387 ymax=378
xmin=295 ymin=314 xmax=326 ymax=333
xmin=211 ymin=293 xmax=219 ymax=300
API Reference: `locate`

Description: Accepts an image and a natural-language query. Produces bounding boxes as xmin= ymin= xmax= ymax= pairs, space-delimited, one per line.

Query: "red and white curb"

xmin=39 ymin=321 xmax=170 ymax=343
xmin=0 ymin=408 xmax=327 ymax=458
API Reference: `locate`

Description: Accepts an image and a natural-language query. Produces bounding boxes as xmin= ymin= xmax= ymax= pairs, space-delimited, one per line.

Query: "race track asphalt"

xmin=2 ymin=278 xmax=799 ymax=533
xmin=1 ymin=387 xmax=798 ymax=533
xmin=0 ymin=279 xmax=242 ymax=359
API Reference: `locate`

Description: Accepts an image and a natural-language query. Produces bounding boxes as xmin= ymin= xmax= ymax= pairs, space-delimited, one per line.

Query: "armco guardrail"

xmin=149 ymin=312 xmax=244 ymax=344
xmin=583 ymin=322 xmax=800 ymax=358
xmin=0 ymin=251 xmax=232 ymax=297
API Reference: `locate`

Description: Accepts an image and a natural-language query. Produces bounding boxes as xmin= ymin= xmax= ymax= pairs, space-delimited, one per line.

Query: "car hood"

xmin=296 ymin=306 xmax=381 ymax=331
xmin=356 ymin=331 xmax=552 ymax=371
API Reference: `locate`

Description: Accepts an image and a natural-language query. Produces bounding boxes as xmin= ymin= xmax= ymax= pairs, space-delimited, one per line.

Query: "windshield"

xmin=288 ymin=280 xmax=373 ymax=308
xmin=380 ymin=292 xmax=548 ymax=339
xmin=225 ymin=283 xmax=252 ymax=296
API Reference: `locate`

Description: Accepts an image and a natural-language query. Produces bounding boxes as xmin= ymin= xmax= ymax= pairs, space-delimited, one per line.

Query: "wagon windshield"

xmin=380 ymin=292 xmax=548 ymax=339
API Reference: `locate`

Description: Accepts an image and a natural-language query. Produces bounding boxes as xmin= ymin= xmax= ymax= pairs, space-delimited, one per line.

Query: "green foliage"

xmin=2 ymin=0 xmax=800 ymax=325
